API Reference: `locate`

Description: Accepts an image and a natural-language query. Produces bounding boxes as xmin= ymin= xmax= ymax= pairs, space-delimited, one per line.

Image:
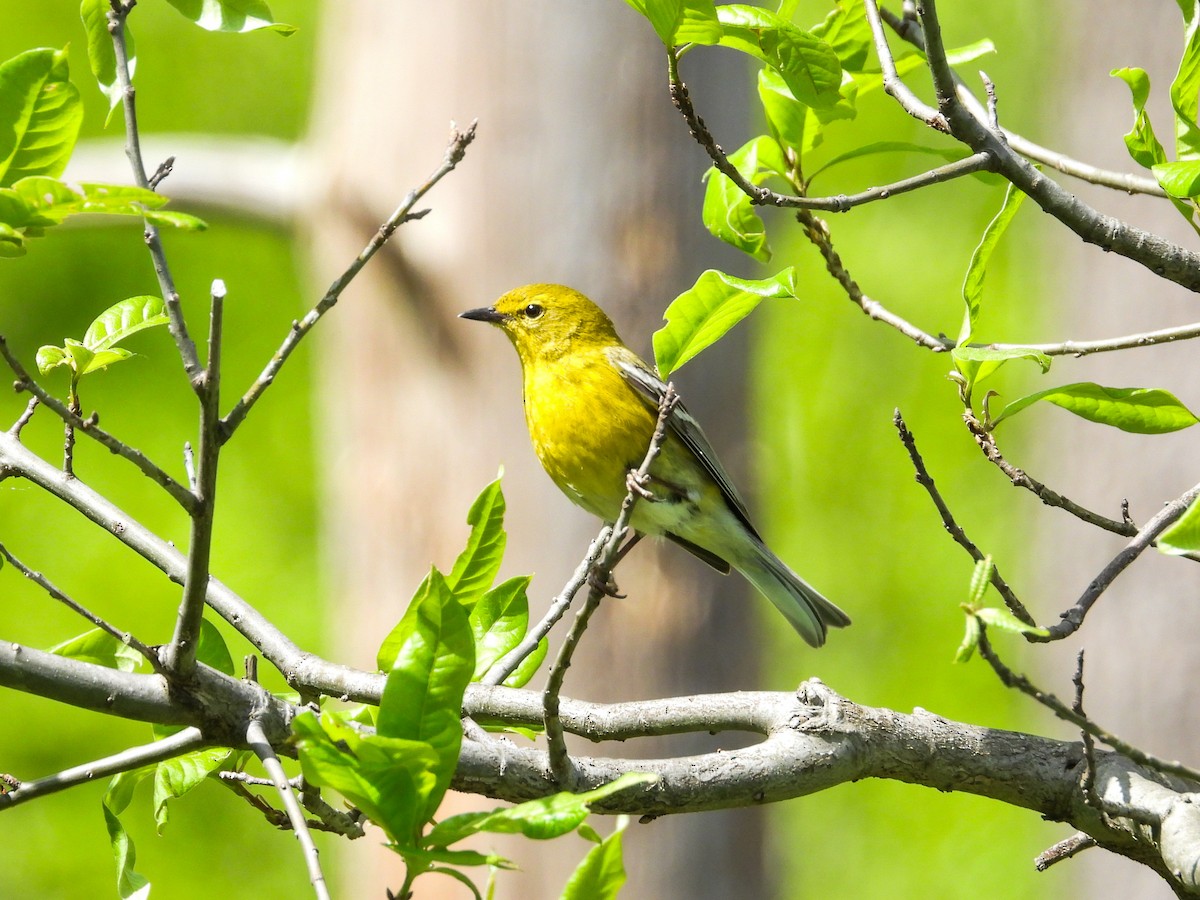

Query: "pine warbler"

xmin=461 ymin=284 xmax=850 ymax=647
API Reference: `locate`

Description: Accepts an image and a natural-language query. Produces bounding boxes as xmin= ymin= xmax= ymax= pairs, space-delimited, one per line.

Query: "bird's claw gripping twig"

xmin=587 ymin=567 xmax=626 ymax=598
xmin=626 ymin=470 xmax=655 ymax=501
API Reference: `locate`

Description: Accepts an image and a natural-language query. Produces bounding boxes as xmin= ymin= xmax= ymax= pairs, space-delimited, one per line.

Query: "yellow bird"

xmin=461 ymin=284 xmax=850 ymax=647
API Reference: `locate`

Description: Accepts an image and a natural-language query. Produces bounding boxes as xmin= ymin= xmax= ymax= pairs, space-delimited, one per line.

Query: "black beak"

xmin=459 ymin=306 xmax=505 ymax=323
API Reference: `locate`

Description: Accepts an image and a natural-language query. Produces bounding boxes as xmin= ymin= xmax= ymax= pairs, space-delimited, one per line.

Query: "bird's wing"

xmin=608 ymin=348 xmax=762 ymax=541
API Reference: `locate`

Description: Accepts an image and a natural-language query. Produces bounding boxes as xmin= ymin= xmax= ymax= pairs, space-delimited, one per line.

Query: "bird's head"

xmin=460 ymin=284 xmax=621 ymax=363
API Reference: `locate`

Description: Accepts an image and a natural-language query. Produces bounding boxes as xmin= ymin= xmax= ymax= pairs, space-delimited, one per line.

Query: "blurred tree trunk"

xmin=1045 ymin=1 xmax=1200 ymax=896
xmin=307 ymin=2 xmax=767 ymax=897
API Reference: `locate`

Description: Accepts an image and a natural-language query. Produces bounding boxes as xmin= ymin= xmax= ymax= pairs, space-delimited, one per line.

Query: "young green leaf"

xmin=48 ymin=628 xmax=144 ymax=672
xmin=502 ymin=636 xmax=549 ymax=689
xmin=447 ymin=476 xmax=506 ymax=607
xmin=966 ymin=555 xmax=993 ymax=609
xmin=954 ymin=613 xmax=981 ymax=663
xmin=1112 ymin=68 xmax=1168 ymax=169
xmin=81 ymin=0 xmax=136 ymax=115
xmin=1157 ymin=496 xmax=1200 ymax=555
xmin=975 ymin=606 xmax=1049 ymax=638
xmin=950 ymin=345 xmax=1052 ymax=392
xmin=808 ymin=141 xmax=972 ymax=185
xmin=717 ymin=6 xmax=842 ymax=109
xmin=84 ymin=296 xmax=169 ymax=352
xmin=811 ymin=0 xmax=871 ymax=72
xmin=623 ymin=0 xmax=722 ymax=46
xmin=992 ymin=383 xmax=1199 ymax=433
xmin=377 ymin=570 xmax=475 ymax=822
xmin=959 ymin=182 xmax=1026 ymax=346
xmin=102 ymin=770 xmax=154 ymax=900
xmin=1170 ymin=5 xmax=1200 ymax=160
xmin=153 ymin=747 xmax=234 ymax=833
xmin=293 ymin=711 xmax=440 ymax=846
xmin=1153 ymin=159 xmax=1200 ymax=197
xmin=425 ymin=772 xmax=656 ymax=848
xmin=0 ymin=49 xmax=83 ymax=187
xmin=700 ymin=135 xmax=787 ymax=261
xmin=653 ymin=268 xmax=799 ymax=377
xmin=757 ymin=68 xmax=811 ymax=153
xmin=469 ymin=575 xmax=532 ymax=679
xmin=561 ymin=817 xmax=630 ymax=900
xmin=163 ymin=0 xmax=297 ymax=35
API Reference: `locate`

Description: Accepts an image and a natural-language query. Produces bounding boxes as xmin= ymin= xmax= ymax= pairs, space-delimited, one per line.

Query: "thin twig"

xmin=245 ymin=719 xmax=330 ymax=900
xmin=893 ymin=410 xmax=1034 ymax=623
xmin=877 ymin=5 xmax=1166 ymax=197
xmin=148 ymin=155 xmax=175 ymax=190
xmin=962 ymin=409 xmax=1135 ymax=537
xmin=0 ymin=727 xmax=204 ymax=809
xmin=985 ymin=320 xmax=1200 ymax=357
xmin=1073 ymin=650 xmax=1099 ymax=806
xmin=797 ymin=212 xmax=952 ymax=352
xmin=9 ymin=397 xmax=38 ymax=437
xmin=976 ymin=629 xmax=1200 ymax=784
xmin=164 ymin=281 xmax=225 ymax=677
xmin=0 ymin=334 xmax=196 ymax=511
xmin=479 ymin=526 xmax=612 ymax=687
xmin=1038 ymin=482 xmax=1200 ymax=641
xmin=0 ymin=542 xmax=163 ymax=672
xmin=107 ymin=3 xmax=203 ymax=384
xmin=63 ymin=392 xmax=79 ymax=477
xmin=668 ymin=45 xmax=981 ymax=211
xmin=914 ymin=0 xmax=1200 ymax=293
xmin=863 ymin=0 xmax=948 ymax=131
xmin=220 ymin=121 xmax=478 ymax=441
xmin=543 ymin=386 xmax=680 ymax=786
xmin=1034 ymin=832 xmax=1097 ymax=871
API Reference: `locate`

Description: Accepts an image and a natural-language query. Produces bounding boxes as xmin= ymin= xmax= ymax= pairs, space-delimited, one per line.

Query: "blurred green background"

xmin=0 ymin=1 xmax=1089 ymax=897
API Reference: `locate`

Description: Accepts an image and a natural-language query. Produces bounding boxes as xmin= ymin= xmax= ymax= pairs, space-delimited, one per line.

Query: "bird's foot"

xmin=626 ymin=470 xmax=655 ymax=501
xmin=587 ymin=567 xmax=625 ymax=598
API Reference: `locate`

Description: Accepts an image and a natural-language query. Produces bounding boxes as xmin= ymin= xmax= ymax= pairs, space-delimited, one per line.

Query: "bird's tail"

xmin=738 ymin=542 xmax=850 ymax=648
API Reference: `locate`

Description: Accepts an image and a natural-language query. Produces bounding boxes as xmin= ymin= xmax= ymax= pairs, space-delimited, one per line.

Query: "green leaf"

xmin=0 ymin=221 xmax=25 ymax=257
xmin=83 ymin=296 xmax=169 ymax=352
xmin=811 ymin=1 xmax=871 ymax=72
xmin=103 ymin=770 xmax=153 ymax=900
xmin=993 ymin=383 xmax=1200 ymax=433
xmin=425 ymin=773 xmax=656 ymax=848
xmin=1171 ymin=6 xmax=1200 ymax=159
xmin=561 ymin=817 xmax=630 ymax=900
xmin=81 ymin=0 xmax=135 ymax=114
xmin=950 ymin=345 xmax=1052 ymax=390
xmin=717 ymin=6 xmax=842 ymax=109
xmin=153 ymin=747 xmax=233 ymax=833
xmin=967 ymin=556 xmax=993 ymax=609
xmin=757 ymin=67 xmax=811 ymax=153
xmin=35 ymin=344 xmax=68 ymax=374
xmin=1157 ymin=496 xmax=1200 ymax=555
xmin=80 ymin=347 xmax=133 ymax=375
xmin=162 ymin=0 xmax=297 ymax=35
xmin=502 ymin=636 xmax=548 ymax=689
xmin=196 ymin=617 xmax=236 ymax=676
xmin=48 ymin=628 xmax=143 ymax=672
xmin=653 ymin=268 xmax=798 ymax=377
xmin=1153 ymin=159 xmax=1200 ymax=197
xmin=975 ymin=606 xmax=1049 ymax=638
xmin=954 ymin=613 xmax=980 ymax=663
xmin=377 ymin=570 xmax=475 ymax=822
xmin=142 ymin=208 xmax=208 ymax=230
xmin=0 ymin=49 xmax=82 ymax=187
xmin=447 ymin=477 xmax=506 ymax=607
xmin=959 ymin=182 xmax=1026 ymax=346
xmin=1112 ymin=68 xmax=1170 ymax=169
xmin=808 ymin=141 xmax=970 ymax=185
xmin=469 ymin=576 xmax=531 ymax=679
xmin=293 ymin=711 xmax=440 ymax=846
xmin=622 ymin=0 xmax=721 ymax=46
xmin=700 ymin=135 xmax=786 ymax=261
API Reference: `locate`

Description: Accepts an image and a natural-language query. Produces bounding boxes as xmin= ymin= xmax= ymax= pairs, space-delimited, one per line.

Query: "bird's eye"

xmin=524 ymin=303 xmax=544 ymax=319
